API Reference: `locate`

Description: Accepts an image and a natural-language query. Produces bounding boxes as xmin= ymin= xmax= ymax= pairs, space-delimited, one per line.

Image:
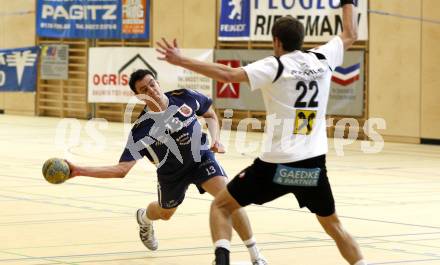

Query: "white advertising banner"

xmin=88 ymin=47 xmax=213 ymax=103
xmin=251 ymin=0 xmax=368 ymax=42
xmin=219 ymin=0 xmax=368 ymax=42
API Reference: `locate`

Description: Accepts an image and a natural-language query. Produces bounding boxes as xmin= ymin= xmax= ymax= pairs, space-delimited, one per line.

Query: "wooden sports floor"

xmin=1 ymin=115 xmax=440 ymax=265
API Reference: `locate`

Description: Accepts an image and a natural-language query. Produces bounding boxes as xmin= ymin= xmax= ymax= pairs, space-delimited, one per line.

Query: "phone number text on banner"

xmin=36 ymin=0 xmax=150 ymax=39
xmin=219 ymin=0 xmax=368 ymax=42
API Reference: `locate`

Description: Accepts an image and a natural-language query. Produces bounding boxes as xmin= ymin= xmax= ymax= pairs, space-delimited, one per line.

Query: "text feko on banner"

xmin=219 ymin=0 xmax=368 ymax=42
xmin=219 ymin=0 xmax=251 ymax=40
xmin=36 ymin=0 xmax=150 ymax=39
xmin=88 ymin=48 xmax=213 ymax=103
xmin=0 ymin=46 xmax=39 ymax=92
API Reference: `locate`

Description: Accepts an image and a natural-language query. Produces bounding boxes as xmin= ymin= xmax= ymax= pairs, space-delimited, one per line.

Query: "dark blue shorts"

xmin=157 ymin=151 xmax=226 ymax=209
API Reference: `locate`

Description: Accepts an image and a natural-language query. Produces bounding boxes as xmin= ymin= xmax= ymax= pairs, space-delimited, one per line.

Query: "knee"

xmin=159 ymin=209 xmax=176 ymax=221
xmin=213 ymin=199 xmax=240 ymax=219
xmin=211 ymin=197 xmax=232 ymax=215
xmin=211 ymin=197 xmax=224 ymax=211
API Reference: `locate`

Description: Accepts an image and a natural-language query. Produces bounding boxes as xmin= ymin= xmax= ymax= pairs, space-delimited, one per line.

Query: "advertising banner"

xmin=219 ymin=0 xmax=368 ymax=42
xmin=40 ymin=44 xmax=69 ymax=80
xmin=328 ymin=50 xmax=364 ymax=116
xmin=218 ymin=0 xmax=251 ymax=40
xmin=88 ymin=47 xmax=213 ymax=103
xmin=36 ymin=0 xmax=150 ymax=39
xmin=0 ymin=46 xmax=39 ymax=92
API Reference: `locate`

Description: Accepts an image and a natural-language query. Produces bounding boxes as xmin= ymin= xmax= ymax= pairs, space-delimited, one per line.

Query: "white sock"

xmin=141 ymin=208 xmax=152 ymax=224
xmin=354 ymin=260 xmax=368 ymax=265
xmin=214 ymin=239 xmax=231 ymax=251
xmin=244 ymin=236 xmax=261 ymax=261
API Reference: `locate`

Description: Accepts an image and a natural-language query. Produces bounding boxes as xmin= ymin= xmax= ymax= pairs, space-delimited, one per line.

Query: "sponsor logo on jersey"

xmin=176 ymin=132 xmax=191 ymax=145
xmin=294 ymin=109 xmax=317 ymax=135
xmin=178 ymin=104 xmax=193 ymax=117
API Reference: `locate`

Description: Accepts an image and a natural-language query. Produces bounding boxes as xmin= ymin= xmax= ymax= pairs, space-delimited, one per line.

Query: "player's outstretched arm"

xmin=156 ymin=38 xmax=249 ymax=84
xmin=340 ymin=0 xmax=359 ymax=50
xmin=66 ymin=160 xmax=136 ymax=179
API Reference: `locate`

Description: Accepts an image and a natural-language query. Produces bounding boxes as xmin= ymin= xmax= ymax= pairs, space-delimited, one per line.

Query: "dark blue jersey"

xmin=119 ymin=89 xmax=212 ymax=179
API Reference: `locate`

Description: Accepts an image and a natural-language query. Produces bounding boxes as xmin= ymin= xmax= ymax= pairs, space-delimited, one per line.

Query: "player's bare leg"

xmin=209 ymin=187 xmax=239 ymax=241
xmin=202 ymin=176 xmax=252 ymax=239
xmin=209 ymin=187 xmax=244 ymax=265
xmin=136 ymin=202 xmax=177 ymax=251
xmin=317 ymin=213 xmax=366 ymax=265
xmin=202 ymin=176 xmax=267 ymax=264
xmin=146 ymin=201 xmax=177 ymax=220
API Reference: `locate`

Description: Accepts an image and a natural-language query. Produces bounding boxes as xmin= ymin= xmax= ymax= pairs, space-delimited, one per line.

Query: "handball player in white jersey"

xmin=156 ymin=1 xmax=367 ymax=264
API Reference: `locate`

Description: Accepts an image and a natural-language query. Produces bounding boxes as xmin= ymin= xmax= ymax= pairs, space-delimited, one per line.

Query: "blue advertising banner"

xmin=0 ymin=46 xmax=39 ymax=92
xmin=218 ymin=0 xmax=250 ymax=40
xmin=36 ymin=0 xmax=150 ymax=39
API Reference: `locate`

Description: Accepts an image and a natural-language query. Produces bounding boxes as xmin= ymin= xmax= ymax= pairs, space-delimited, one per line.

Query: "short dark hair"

xmin=128 ymin=69 xmax=156 ymax=94
xmin=271 ymin=16 xmax=305 ymax=52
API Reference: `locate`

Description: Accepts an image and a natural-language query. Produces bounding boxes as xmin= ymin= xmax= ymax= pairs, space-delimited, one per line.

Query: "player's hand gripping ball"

xmin=42 ymin=158 xmax=70 ymax=184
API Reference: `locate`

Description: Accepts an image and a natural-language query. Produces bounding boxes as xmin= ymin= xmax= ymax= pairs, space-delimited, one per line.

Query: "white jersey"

xmin=242 ymin=36 xmax=344 ymax=163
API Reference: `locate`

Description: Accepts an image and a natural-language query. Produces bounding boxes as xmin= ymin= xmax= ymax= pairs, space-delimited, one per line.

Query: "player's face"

xmin=134 ymin=74 xmax=162 ymax=103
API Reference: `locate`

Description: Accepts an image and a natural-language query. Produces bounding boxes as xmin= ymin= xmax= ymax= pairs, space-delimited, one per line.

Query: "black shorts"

xmin=157 ymin=151 xmax=226 ymax=209
xmin=227 ymin=155 xmax=335 ymax=217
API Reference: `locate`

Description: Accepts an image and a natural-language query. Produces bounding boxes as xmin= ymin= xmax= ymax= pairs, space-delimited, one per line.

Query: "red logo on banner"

xmin=216 ymin=60 xmax=240 ymax=99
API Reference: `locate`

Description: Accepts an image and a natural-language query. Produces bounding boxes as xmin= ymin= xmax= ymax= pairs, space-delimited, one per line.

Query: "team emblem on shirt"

xmin=178 ymin=104 xmax=193 ymax=117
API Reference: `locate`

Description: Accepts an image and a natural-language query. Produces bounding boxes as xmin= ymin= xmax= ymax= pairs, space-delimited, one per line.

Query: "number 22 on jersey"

xmin=294 ymin=81 xmax=319 ymax=135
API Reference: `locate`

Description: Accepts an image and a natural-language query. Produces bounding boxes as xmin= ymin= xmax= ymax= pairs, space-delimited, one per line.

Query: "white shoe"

xmin=252 ymin=256 xmax=268 ymax=265
xmin=136 ymin=209 xmax=158 ymax=250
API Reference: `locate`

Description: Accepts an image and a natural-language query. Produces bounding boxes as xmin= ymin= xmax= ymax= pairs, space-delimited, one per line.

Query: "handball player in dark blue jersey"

xmin=66 ymin=69 xmax=267 ymax=264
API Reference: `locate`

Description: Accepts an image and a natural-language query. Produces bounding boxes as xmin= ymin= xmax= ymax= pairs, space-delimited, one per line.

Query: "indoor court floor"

xmin=1 ymin=115 xmax=440 ymax=265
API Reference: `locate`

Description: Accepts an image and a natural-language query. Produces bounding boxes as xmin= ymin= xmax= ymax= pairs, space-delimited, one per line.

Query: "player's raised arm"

xmin=339 ymin=0 xmax=359 ymax=50
xmin=156 ymin=38 xmax=249 ymax=84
